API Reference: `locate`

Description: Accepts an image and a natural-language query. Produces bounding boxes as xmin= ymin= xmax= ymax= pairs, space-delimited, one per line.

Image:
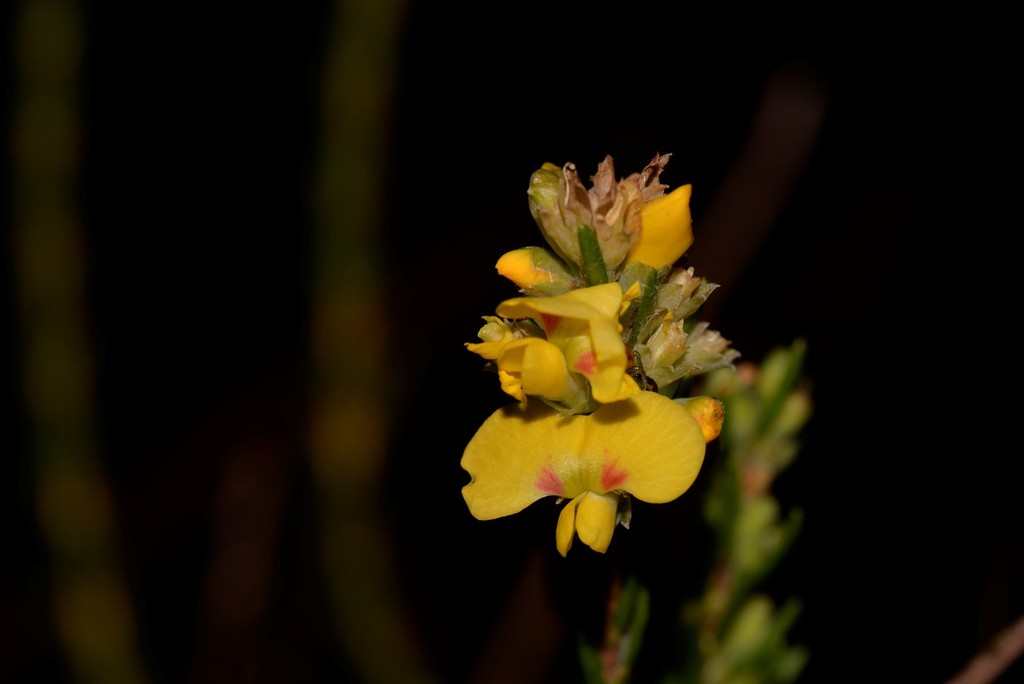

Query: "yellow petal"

xmin=462 ymin=391 xmax=706 ymax=526
xmin=496 ymin=282 xmax=623 ymax=326
xmin=498 ymin=338 xmax=574 ymax=400
xmin=497 ymin=369 xmax=526 ymax=404
xmin=584 ymin=318 xmax=640 ymax=403
xmin=465 ymin=316 xmax=515 ymax=360
xmin=581 ymin=391 xmax=705 ymax=503
xmin=574 ymin=492 xmax=619 ymax=553
xmin=620 ymin=280 xmax=642 ymax=313
xmin=496 ymin=249 xmax=541 ymax=289
xmin=629 ymin=184 xmax=694 ymax=269
xmin=462 ymin=401 xmax=587 ymax=521
xmin=495 ymin=247 xmax=576 ymax=295
xmin=555 ymin=494 xmax=583 ymax=557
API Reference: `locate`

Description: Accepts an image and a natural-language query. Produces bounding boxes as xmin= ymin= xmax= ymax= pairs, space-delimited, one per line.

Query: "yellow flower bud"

xmin=496 ymin=247 xmax=578 ymax=295
xmin=676 ymin=395 xmax=725 ymax=443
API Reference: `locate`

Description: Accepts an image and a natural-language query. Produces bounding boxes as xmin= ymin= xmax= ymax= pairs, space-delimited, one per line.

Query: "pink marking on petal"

xmin=601 ymin=459 xmax=628 ymax=491
xmin=573 ymin=349 xmax=596 ymax=375
xmin=536 ymin=466 xmax=565 ymax=496
xmin=540 ymin=313 xmax=561 ymax=335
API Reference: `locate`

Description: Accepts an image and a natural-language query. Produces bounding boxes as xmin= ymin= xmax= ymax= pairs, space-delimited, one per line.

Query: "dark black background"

xmin=5 ymin=3 xmax=1020 ymax=683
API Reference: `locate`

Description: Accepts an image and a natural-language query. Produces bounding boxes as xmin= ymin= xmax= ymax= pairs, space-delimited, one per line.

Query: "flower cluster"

xmin=462 ymin=154 xmax=740 ymax=556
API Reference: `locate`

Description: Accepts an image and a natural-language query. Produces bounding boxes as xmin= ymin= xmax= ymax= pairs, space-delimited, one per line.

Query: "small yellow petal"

xmin=629 ymin=184 xmax=694 ymax=269
xmin=574 ymin=492 xmax=619 ymax=553
xmin=555 ymin=495 xmax=582 ymax=557
xmin=500 ymin=338 xmax=573 ymax=400
xmin=497 ymin=369 xmax=526 ymax=404
xmin=620 ymin=281 xmax=642 ymax=317
xmin=585 ymin=319 xmax=640 ymax=403
xmin=465 ymin=317 xmax=515 ymax=360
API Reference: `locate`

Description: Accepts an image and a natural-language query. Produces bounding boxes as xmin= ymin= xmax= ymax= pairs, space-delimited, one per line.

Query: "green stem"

xmin=310 ymin=0 xmax=436 ymax=682
xmin=12 ymin=1 xmax=149 ymax=681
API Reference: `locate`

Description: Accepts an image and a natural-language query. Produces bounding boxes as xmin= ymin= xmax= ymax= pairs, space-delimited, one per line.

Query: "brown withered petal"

xmin=590 ymin=155 xmax=617 ymax=199
xmin=637 ymin=152 xmax=672 ymax=202
xmin=562 ymin=162 xmax=595 ymax=226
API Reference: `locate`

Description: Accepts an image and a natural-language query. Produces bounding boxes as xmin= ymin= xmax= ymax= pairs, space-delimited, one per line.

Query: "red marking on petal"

xmin=601 ymin=460 xmax=628 ymax=491
xmin=536 ymin=466 xmax=564 ymax=496
xmin=573 ymin=350 xmax=596 ymax=375
xmin=540 ymin=313 xmax=561 ymax=335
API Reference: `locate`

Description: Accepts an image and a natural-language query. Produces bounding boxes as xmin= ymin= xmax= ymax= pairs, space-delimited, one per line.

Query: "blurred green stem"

xmin=11 ymin=1 xmax=148 ymax=682
xmin=309 ymin=0 xmax=435 ymax=682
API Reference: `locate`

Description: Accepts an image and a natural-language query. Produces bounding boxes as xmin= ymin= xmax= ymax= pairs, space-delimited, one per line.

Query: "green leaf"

xmin=755 ymin=339 xmax=806 ymax=436
xmin=578 ymin=635 xmax=605 ymax=684
xmin=623 ymin=577 xmax=651 ymax=665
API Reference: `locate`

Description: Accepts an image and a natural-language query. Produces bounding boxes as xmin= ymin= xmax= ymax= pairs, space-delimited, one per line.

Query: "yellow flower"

xmin=627 ymin=184 xmax=694 ymax=269
xmin=495 ymin=283 xmax=640 ymax=404
xmin=465 ymin=317 xmax=581 ymax=405
xmin=461 ymin=391 xmax=706 ymax=556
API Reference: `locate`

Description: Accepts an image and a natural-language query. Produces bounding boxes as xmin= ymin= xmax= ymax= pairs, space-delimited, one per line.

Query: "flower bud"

xmin=528 ymin=157 xmax=651 ymax=274
xmin=675 ymin=395 xmax=725 ymax=443
xmin=639 ymin=320 xmax=688 ymax=378
xmin=527 ymin=163 xmax=580 ymax=267
xmin=496 ymin=247 xmax=579 ymax=295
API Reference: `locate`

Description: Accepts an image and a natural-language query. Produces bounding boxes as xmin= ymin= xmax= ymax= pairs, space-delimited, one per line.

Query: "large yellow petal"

xmin=574 ymin=491 xmax=619 ymax=553
xmin=461 ymin=391 xmax=704 ymax=523
xmin=628 ymin=184 xmax=694 ymax=269
xmin=581 ymin=391 xmax=705 ymax=502
xmin=461 ymin=402 xmax=586 ymax=521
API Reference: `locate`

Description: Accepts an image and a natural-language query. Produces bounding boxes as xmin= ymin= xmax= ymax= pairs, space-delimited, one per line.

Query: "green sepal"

xmin=656 ymin=279 xmax=720 ymax=322
xmin=578 ymin=224 xmax=609 ymax=285
xmin=627 ymin=266 xmax=661 ymax=347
